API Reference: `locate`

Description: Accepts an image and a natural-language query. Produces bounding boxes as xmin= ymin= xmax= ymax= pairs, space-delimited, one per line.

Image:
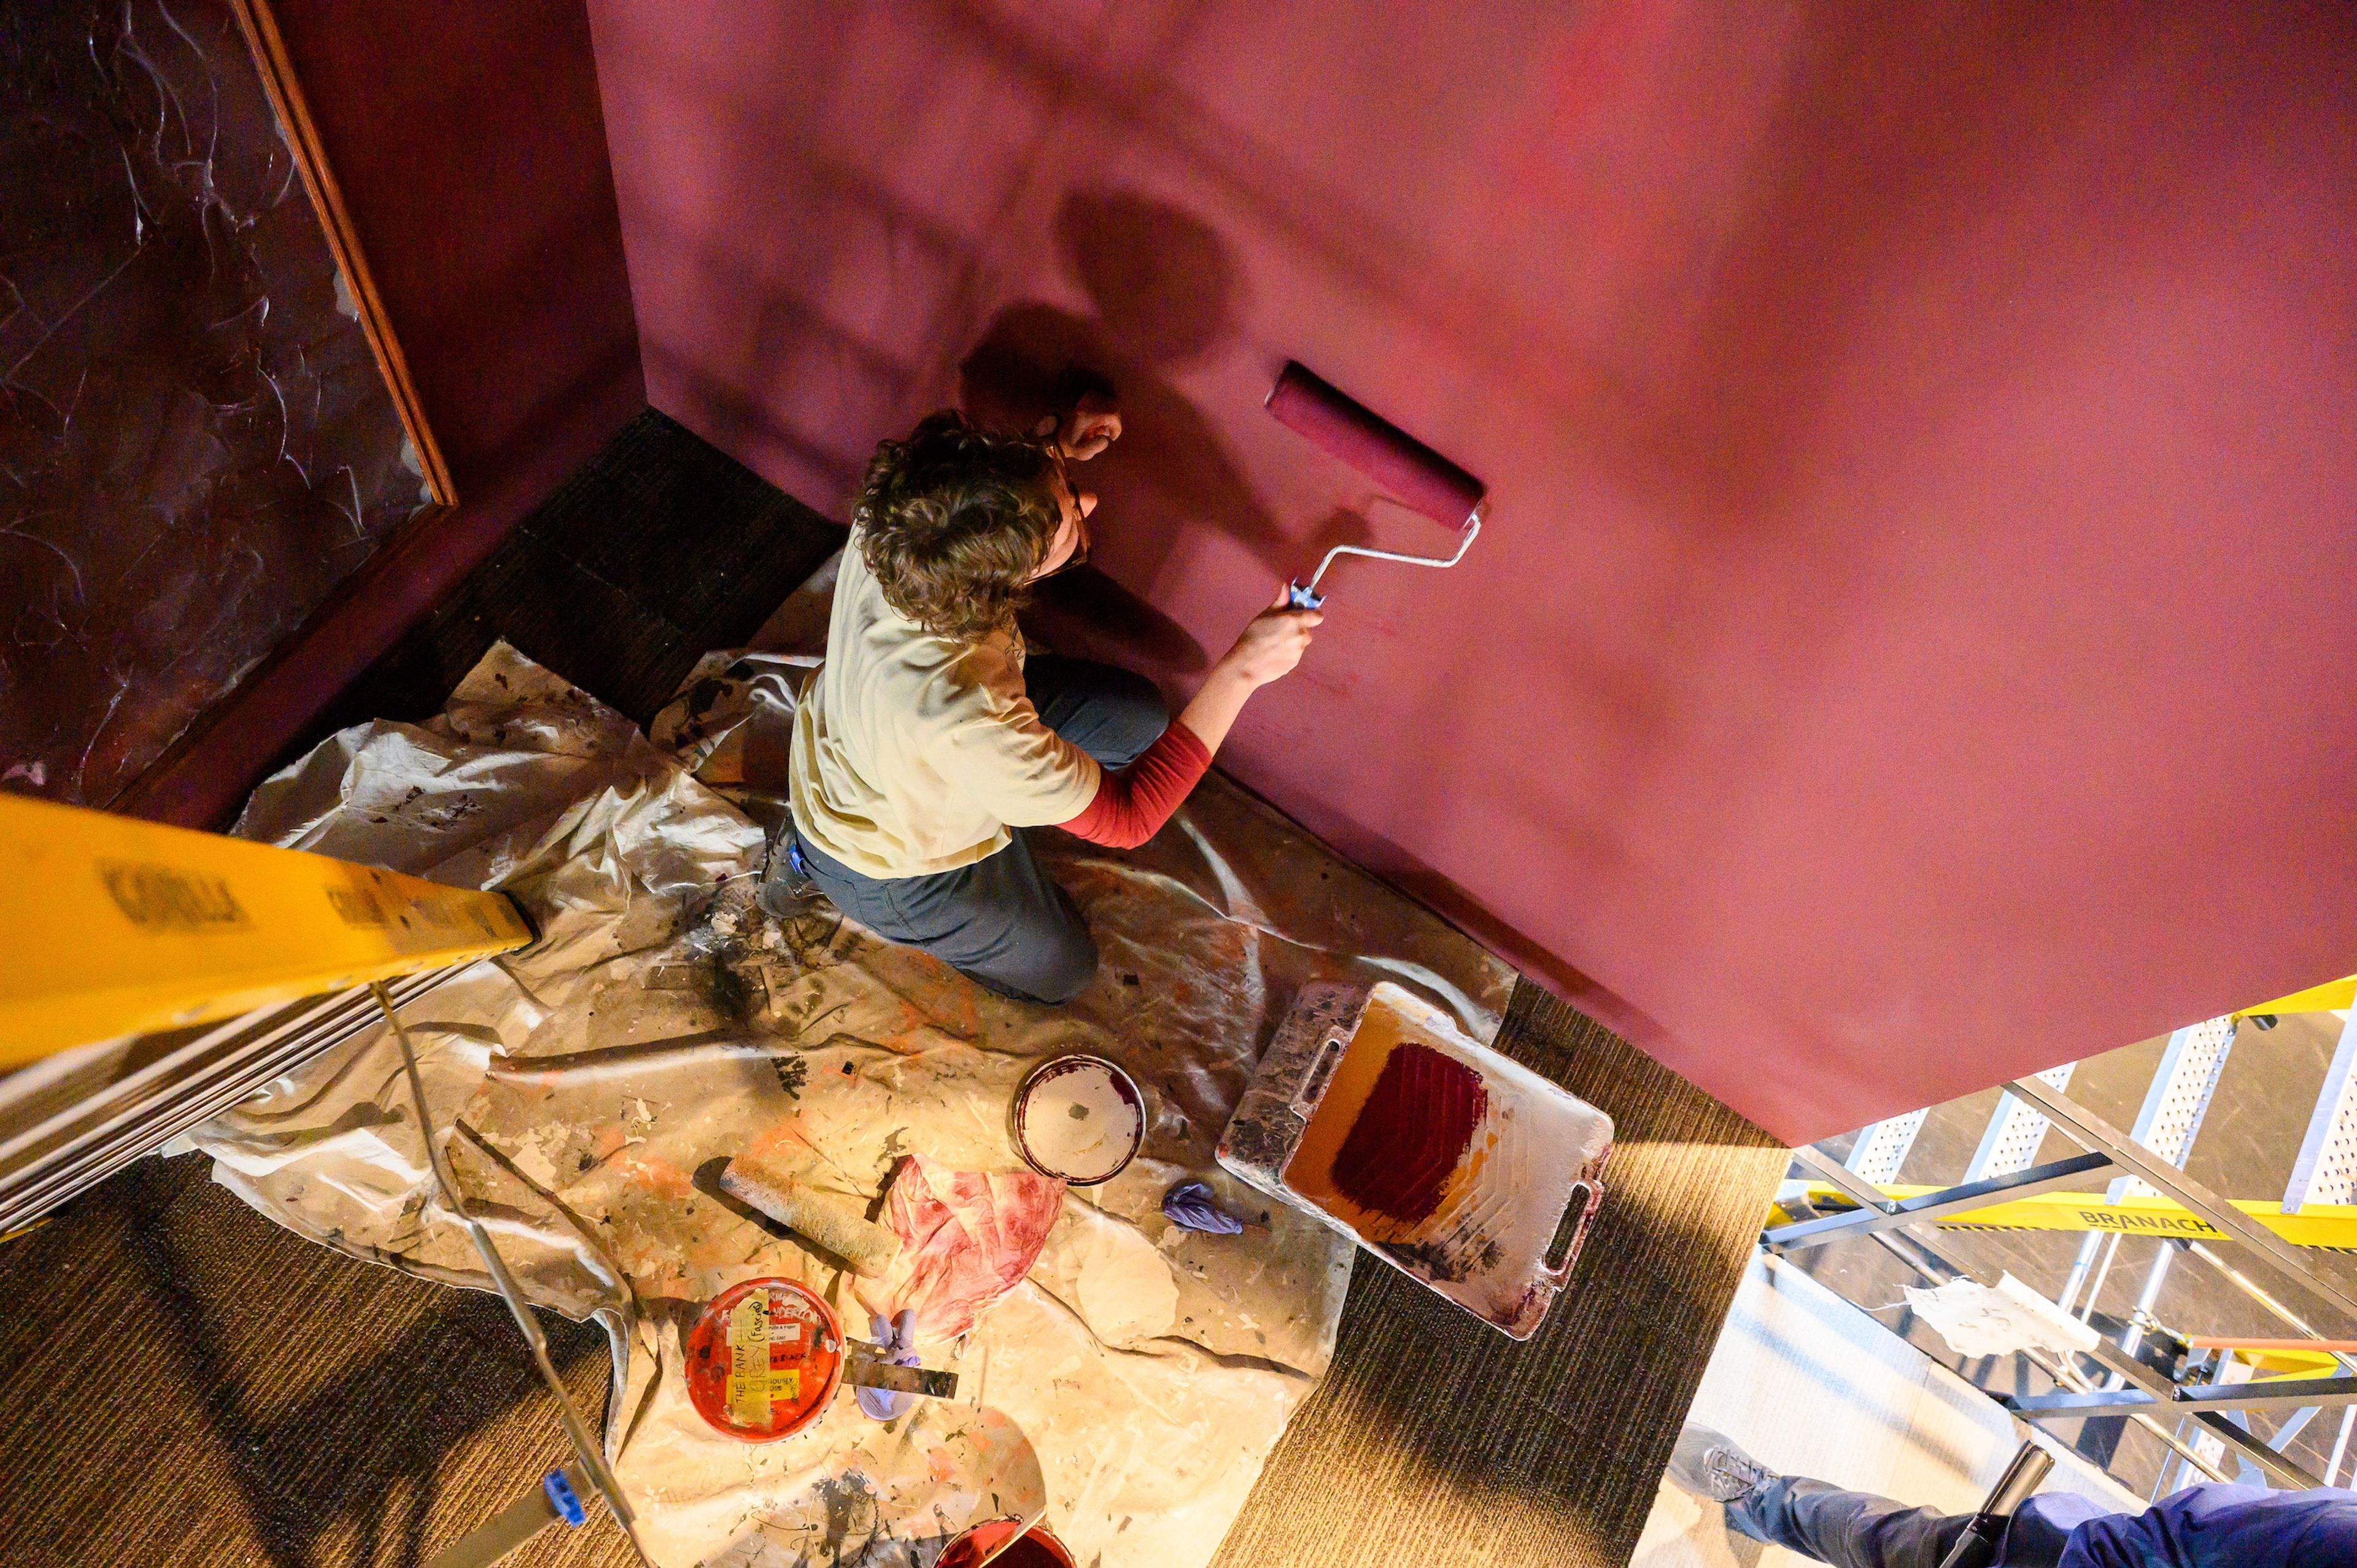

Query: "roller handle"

xmin=1266 ymin=361 xmax=1486 ymax=610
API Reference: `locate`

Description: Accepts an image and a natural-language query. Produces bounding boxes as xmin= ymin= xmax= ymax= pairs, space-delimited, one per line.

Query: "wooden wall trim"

xmin=229 ymin=0 xmax=457 ymax=508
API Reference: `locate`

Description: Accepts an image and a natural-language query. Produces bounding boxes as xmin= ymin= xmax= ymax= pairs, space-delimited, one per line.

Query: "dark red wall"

xmin=586 ymin=1 xmax=2357 ymax=1141
xmin=126 ymin=0 xmax=644 ymax=829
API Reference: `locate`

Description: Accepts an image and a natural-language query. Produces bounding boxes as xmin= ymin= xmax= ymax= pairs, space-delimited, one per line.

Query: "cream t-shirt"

xmin=788 ymin=530 xmax=1103 ymax=879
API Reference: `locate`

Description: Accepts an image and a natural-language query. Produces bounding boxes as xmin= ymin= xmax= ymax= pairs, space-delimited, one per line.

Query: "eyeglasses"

xmin=1039 ymin=463 xmax=1090 ymax=579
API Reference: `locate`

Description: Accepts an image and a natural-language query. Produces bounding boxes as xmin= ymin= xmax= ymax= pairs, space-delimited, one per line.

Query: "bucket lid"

xmin=686 ymin=1276 xmax=845 ymax=1441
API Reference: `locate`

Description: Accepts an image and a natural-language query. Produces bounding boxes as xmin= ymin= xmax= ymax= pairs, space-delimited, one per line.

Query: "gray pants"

xmin=778 ymin=656 xmax=1167 ymax=1005
xmin=1729 ymin=1479 xmax=2077 ymax=1568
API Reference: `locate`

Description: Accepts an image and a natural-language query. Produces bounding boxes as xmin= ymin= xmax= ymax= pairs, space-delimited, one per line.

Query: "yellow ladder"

xmin=1776 ymin=1181 xmax=2357 ymax=1253
xmin=0 ymin=794 xmax=532 ymax=1065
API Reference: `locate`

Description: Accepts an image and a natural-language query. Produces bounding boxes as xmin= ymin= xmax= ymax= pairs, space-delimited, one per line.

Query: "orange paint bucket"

xmin=685 ymin=1277 xmax=846 ymax=1441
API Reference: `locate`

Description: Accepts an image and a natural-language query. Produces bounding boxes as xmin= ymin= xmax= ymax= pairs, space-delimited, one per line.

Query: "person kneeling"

xmin=767 ymin=406 xmax=1320 ymax=1004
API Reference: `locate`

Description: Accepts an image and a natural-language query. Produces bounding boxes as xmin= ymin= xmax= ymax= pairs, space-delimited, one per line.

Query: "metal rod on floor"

xmin=2007 ymin=1378 xmax=2357 ymax=1418
xmin=2056 ymin=1233 xmax=2105 ymax=1318
xmin=2119 ymin=1240 xmax=2182 ymax=1358
xmin=1792 ymin=1143 xmax=1902 ymax=1213
xmin=2183 ymin=1242 xmax=2350 ymax=1351
xmin=2183 ymin=1236 xmax=2357 ymax=1480
xmin=1764 ymin=1152 xmax=2114 ymax=1253
xmin=2067 ymin=1338 xmax=2326 ymax=1489
xmin=373 ymin=984 xmax=654 ymax=1568
xmin=2079 ymin=1233 xmax=2122 ymax=1323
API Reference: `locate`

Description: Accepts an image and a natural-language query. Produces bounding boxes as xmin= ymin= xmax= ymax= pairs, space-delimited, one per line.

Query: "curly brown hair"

xmin=853 ymin=411 xmax=1064 ymax=643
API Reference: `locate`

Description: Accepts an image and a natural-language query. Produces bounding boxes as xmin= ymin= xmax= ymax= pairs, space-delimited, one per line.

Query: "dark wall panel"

xmin=114 ymin=0 xmax=646 ymax=830
xmin=0 ymin=0 xmax=429 ymax=806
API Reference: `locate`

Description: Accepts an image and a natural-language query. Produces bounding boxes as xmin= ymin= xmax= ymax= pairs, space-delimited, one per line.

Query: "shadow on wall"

xmin=964 ymin=189 xmax=1375 ymax=673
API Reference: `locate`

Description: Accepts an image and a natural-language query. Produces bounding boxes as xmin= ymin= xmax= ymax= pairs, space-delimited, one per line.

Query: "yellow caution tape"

xmin=0 ymin=794 xmax=532 ymax=1065
xmin=1776 ymin=1184 xmax=2357 ymax=1253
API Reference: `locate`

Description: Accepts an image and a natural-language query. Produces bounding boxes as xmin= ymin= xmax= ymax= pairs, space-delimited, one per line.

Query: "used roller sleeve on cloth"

xmin=187 ymin=636 xmax=1512 ymax=1568
xmin=718 ymin=1154 xmax=902 ymax=1277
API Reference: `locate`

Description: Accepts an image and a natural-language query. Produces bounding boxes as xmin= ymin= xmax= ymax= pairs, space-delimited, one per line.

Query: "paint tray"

xmin=1217 ymin=981 xmax=1612 ymax=1339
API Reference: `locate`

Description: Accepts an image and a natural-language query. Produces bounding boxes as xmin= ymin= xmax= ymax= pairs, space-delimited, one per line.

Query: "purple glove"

xmin=1163 ymin=1180 xmax=1245 ymax=1235
xmin=856 ymin=1310 xmax=920 ymax=1421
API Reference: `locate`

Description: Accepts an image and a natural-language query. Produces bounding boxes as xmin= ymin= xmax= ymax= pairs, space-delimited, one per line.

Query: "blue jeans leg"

xmin=791 ymin=830 xmax=1099 ymax=1005
xmin=1726 ymin=1480 xmax=2069 ymax=1568
xmin=1022 ymin=655 xmax=1167 ymax=767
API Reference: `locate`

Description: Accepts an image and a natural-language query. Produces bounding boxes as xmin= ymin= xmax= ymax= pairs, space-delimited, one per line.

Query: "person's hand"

xmin=1218 ymin=584 xmax=1323 ymax=688
xmin=1178 ymin=585 xmax=1325 ymax=752
xmin=1053 ymin=392 xmax=1122 ymax=460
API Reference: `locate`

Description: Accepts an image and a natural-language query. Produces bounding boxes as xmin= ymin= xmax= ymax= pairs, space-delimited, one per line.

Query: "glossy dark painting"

xmin=1 ymin=0 xmax=428 ymax=806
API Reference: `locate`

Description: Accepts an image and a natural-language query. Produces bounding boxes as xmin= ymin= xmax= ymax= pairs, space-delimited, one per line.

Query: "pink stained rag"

xmin=854 ymin=1155 xmax=1066 ymax=1342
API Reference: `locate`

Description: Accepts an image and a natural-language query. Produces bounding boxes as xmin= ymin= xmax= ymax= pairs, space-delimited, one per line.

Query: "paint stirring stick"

xmin=971 ymin=1506 xmax=1049 ymax=1568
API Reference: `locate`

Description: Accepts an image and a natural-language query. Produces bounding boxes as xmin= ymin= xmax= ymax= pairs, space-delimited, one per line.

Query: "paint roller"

xmin=1264 ymin=360 xmax=1487 ymax=609
xmin=719 ymin=1153 xmax=903 ymax=1276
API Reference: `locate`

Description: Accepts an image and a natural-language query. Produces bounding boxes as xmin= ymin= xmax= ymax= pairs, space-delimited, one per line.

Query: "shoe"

xmin=1666 ymin=1425 xmax=1777 ymax=1504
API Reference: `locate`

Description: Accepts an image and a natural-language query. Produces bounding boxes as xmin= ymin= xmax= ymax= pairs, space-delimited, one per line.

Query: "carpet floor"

xmin=0 ymin=1151 xmax=621 ymax=1567
xmin=0 ymin=984 xmax=1781 ymax=1568
xmin=295 ymin=406 xmax=845 ymax=753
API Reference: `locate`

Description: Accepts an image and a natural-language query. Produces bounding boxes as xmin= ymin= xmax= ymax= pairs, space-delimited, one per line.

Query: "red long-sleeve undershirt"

xmin=1056 ymin=721 xmax=1212 ymax=848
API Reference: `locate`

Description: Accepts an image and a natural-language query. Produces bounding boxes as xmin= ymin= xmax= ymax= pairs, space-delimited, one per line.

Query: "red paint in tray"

xmin=1328 ymin=1042 xmax=1487 ymax=1222
xmin=1280 ymin=997 xmax=1500 ymax=1241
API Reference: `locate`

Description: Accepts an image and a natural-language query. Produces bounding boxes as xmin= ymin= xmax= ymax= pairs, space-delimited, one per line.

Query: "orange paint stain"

xmin=613 ymin=1146 xmax=695 ymax=1200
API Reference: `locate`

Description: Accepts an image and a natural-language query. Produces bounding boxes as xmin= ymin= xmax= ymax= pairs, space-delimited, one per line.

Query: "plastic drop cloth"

xmin=189 ymin=639 xmax=1512 ymax=1568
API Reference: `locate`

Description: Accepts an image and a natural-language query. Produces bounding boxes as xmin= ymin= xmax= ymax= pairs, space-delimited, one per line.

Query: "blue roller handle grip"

xmin=543 ymin=1468 xmax=588 ymax=1528
xmin=1286 ymin=581 xmax=1325 ymax=611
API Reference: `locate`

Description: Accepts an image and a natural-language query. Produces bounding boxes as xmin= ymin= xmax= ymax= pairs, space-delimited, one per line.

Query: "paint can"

xmin=685 ymin=1276 xmax=846 ymax=1441
xmin=936 ymin=1516 xmax=1077 ymax=1568
xmin=1012 ymin=1054 xmax=1145 ymax=1186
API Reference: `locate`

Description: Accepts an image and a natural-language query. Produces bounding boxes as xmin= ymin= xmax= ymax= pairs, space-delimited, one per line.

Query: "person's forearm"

xmin=1175 ymin=661 xmax=1260 ymax=755
xmin=1059 ymin=721 xmax=1210 ymax=847
xmin=1055 ymin=654 xmax=1267 ymax=852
